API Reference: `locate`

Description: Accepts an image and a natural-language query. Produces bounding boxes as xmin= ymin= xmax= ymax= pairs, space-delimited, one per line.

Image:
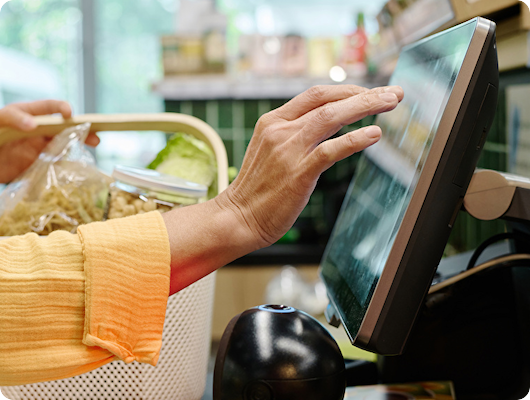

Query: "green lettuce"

xmin=147 ymin=133 xmax=218 ymax=198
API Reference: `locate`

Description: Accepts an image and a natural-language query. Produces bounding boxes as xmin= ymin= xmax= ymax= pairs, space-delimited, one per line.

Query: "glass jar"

xmin=105 ymin=165 xmax=208 ymax=220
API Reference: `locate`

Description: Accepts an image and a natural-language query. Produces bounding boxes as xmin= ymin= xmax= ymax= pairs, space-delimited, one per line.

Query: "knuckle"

xmin=261 ymin=129 xmax=276 ymax=146
xmin=45 ymin=100 xmax=60 ymax=113
xmin=256 ymin=125 xmax=278 ymax=146
xmin=0 ymin=105 xmax=18 ymax=121
xmin=314 ymin=143 xmax=333 ymax=165
xmin=344 ymin=132 xmax=361 ymax=150
xmin=368 ymin=87 xmax=385 ymax=95
xmin=358 ymin=93 xmax=376 ymax=110
xmin=348 ymin=85 xmax=367 ymax=96
xmin=315 ymin=104 xmax=335 ymax=124
xmin=306 ymin=85 xmax=327 ymax=103
xmin=255 ymin=112 xmax=275 ymax=132
xmin=2 ymin=105 xmax=13 ymax=113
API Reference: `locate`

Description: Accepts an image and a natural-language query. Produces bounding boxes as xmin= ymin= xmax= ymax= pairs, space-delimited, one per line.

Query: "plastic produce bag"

xmin=0 ymin=123 xmax=110 ymax=236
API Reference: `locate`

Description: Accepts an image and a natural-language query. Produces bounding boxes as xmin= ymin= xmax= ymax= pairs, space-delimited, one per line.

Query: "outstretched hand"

xmin=0 ymin=100 xmax=100 ymax=183
xmin=217 ymin=84 xmax=404 ymax=248
xmin=165 ymin=84 xmax=404 ymax=293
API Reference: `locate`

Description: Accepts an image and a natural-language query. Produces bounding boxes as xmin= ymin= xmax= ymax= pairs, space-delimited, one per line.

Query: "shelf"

xmin=495 ymin=3 xmax=530 ymax=72
xmin=497 ymin=31 xmax=530 ymax=72
xmin=393 ymin=0 xmax=454 ymax=46
xmin=152 ymin=75 xmax=386 ymax=100
xmin=371 ymin=0 xmax=521 ymax=72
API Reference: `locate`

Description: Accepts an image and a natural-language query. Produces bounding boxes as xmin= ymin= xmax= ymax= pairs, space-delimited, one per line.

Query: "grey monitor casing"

xmin=321 ymin=18 xmax=499 ymax=356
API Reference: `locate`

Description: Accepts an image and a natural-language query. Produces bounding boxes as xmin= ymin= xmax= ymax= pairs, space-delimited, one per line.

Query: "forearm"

xmin=163 ymin=194 xmax=259 ymax=295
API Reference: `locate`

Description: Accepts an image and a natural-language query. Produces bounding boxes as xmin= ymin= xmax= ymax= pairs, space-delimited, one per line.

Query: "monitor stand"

xmin=376 ymin=169 xmax=530 ymax=400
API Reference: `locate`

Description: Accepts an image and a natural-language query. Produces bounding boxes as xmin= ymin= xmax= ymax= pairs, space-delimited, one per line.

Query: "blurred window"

xmin=0 ymin=0 xmax=82 ymax=110
xmin=92 ymin=0 xmax=175 ymax=173
xmin=94 ymin=0 xmax=175 ymax=114
xmin=0 ymin=0 xmax=176 ymax=174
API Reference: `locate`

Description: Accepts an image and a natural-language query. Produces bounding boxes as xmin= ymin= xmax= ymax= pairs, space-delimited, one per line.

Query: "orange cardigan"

xmin=0 ymin=212 xmax=170 ymax=386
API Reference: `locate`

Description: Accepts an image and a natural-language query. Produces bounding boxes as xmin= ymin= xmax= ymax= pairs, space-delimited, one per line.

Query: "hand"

xmin=0 ymin=100 xmax=100 ymax=183
xmin=163 ymin=84 xmax=404 ymax=294
xmin=218 ymin=84 xmax=404 ymax=248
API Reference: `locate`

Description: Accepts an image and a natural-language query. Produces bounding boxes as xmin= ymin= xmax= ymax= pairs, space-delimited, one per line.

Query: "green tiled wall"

xmin=166 ymin=69 xmax=525 ymax=255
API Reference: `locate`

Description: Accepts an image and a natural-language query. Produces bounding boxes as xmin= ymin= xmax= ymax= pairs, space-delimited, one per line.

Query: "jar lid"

xmin=112 ymin=165 xmax=208 ymax=198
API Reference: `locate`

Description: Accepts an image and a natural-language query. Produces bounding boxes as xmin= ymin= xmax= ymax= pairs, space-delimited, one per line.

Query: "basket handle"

xmin=0 ymin=113 xmax=229 ymax=192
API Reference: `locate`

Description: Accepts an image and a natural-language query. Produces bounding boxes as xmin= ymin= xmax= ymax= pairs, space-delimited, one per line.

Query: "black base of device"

xmin=345 ymin=259 xmax=530 ymax=400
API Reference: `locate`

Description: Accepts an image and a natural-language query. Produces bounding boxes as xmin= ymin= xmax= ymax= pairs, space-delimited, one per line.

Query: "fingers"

xmin=274 ymin=85 xmax=370 ymax=121
xmin=305 ymin=125 xmax=382 ymax=178
xmin=13 ymin=100 xmax=72 ymax=119
xmin=0 ymin=137 xmax=51 ymax=183
xmin=274 ymin=85 xmax=403 ymax=121
xmin=0 ymin=100 xmax=72 ymax=132
xmin=300 ymin=88 xmax=403 ymax=147
xmin=85 ymin=132 xmax=100 ymax=147
xmin=0 ymin=105 xmax=38 ymax=131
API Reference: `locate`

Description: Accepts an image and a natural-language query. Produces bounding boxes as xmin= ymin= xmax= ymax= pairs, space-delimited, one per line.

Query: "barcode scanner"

xmin=213 ymin=305 xmax=346 ymax=400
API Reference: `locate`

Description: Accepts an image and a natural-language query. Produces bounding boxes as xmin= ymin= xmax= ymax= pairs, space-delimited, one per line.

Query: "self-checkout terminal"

xmin=213 ymin=17 xmax=530 ymax=400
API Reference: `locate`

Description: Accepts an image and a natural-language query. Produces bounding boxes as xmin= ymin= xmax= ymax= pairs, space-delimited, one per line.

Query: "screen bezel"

xmin=320 ymin=17 xmax=498 ymax=355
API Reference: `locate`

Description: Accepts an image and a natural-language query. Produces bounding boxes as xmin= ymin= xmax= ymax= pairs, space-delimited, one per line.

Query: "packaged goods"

xmin=105 ymin=165 xmax=207 ymax=220
xmin=0 ymin=123 xmax=110 ymax=236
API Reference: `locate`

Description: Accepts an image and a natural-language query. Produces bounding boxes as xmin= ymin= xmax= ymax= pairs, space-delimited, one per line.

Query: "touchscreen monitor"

xmin=320 ymin=17 xmax=499 ymax=355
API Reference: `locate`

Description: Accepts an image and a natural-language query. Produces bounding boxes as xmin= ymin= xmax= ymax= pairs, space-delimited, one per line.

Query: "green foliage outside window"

xmin=0 ymin=0 xmax=82 ymax=109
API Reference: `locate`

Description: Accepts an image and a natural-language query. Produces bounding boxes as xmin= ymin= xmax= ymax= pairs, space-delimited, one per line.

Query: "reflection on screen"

xmin=321 ymin=20 xmax=477 ymax=338
xmin=325 ymin=156 xmax=409 ymax=304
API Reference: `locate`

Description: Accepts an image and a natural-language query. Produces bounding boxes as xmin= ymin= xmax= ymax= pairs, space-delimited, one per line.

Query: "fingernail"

xmin=22 ymin=116 xmax=37 ymax=129
xmin=60 ymin=103 xmax=72 ymax=118
xmin=365 ymin=126 xmax=381 ymax=139
xmin=384 ymin=86 xmax=402 ymax=94
xmin=379 ymin=93 xmax=398 ymax=103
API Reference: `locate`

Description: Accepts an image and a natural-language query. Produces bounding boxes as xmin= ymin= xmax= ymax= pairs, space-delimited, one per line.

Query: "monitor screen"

xmin=320 ymin=18 xmax=498 ymax=355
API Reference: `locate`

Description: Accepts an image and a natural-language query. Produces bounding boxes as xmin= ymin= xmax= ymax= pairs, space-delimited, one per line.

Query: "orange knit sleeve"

xmin=0 ymin=211 xmax=170 ymax=386
xmin=78 ymin=212 xmax=171 ymax=365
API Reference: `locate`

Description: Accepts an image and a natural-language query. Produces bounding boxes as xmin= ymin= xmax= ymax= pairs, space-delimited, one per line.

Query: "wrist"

xmin=163 ymin=195 xmax=261 ymax=295
xmin=212 ymin=191 xmax=264 ymax=254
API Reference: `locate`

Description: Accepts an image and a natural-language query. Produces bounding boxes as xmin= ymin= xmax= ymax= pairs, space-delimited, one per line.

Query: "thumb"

xmin=0 ymin=106 xmax=38 ymax=131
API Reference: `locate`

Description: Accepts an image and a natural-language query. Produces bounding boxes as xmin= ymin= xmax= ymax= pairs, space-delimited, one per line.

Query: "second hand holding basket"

xmin=0 ymin=113 xmax=229 ymax=400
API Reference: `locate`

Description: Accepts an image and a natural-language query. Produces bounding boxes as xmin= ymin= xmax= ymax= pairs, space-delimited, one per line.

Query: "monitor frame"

xmin=320 ymin=17 xmax=499 ymax=356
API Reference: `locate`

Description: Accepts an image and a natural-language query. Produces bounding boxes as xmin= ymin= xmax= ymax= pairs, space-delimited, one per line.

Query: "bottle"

xmin=340 ymin=12 xmax=368 ymax=78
